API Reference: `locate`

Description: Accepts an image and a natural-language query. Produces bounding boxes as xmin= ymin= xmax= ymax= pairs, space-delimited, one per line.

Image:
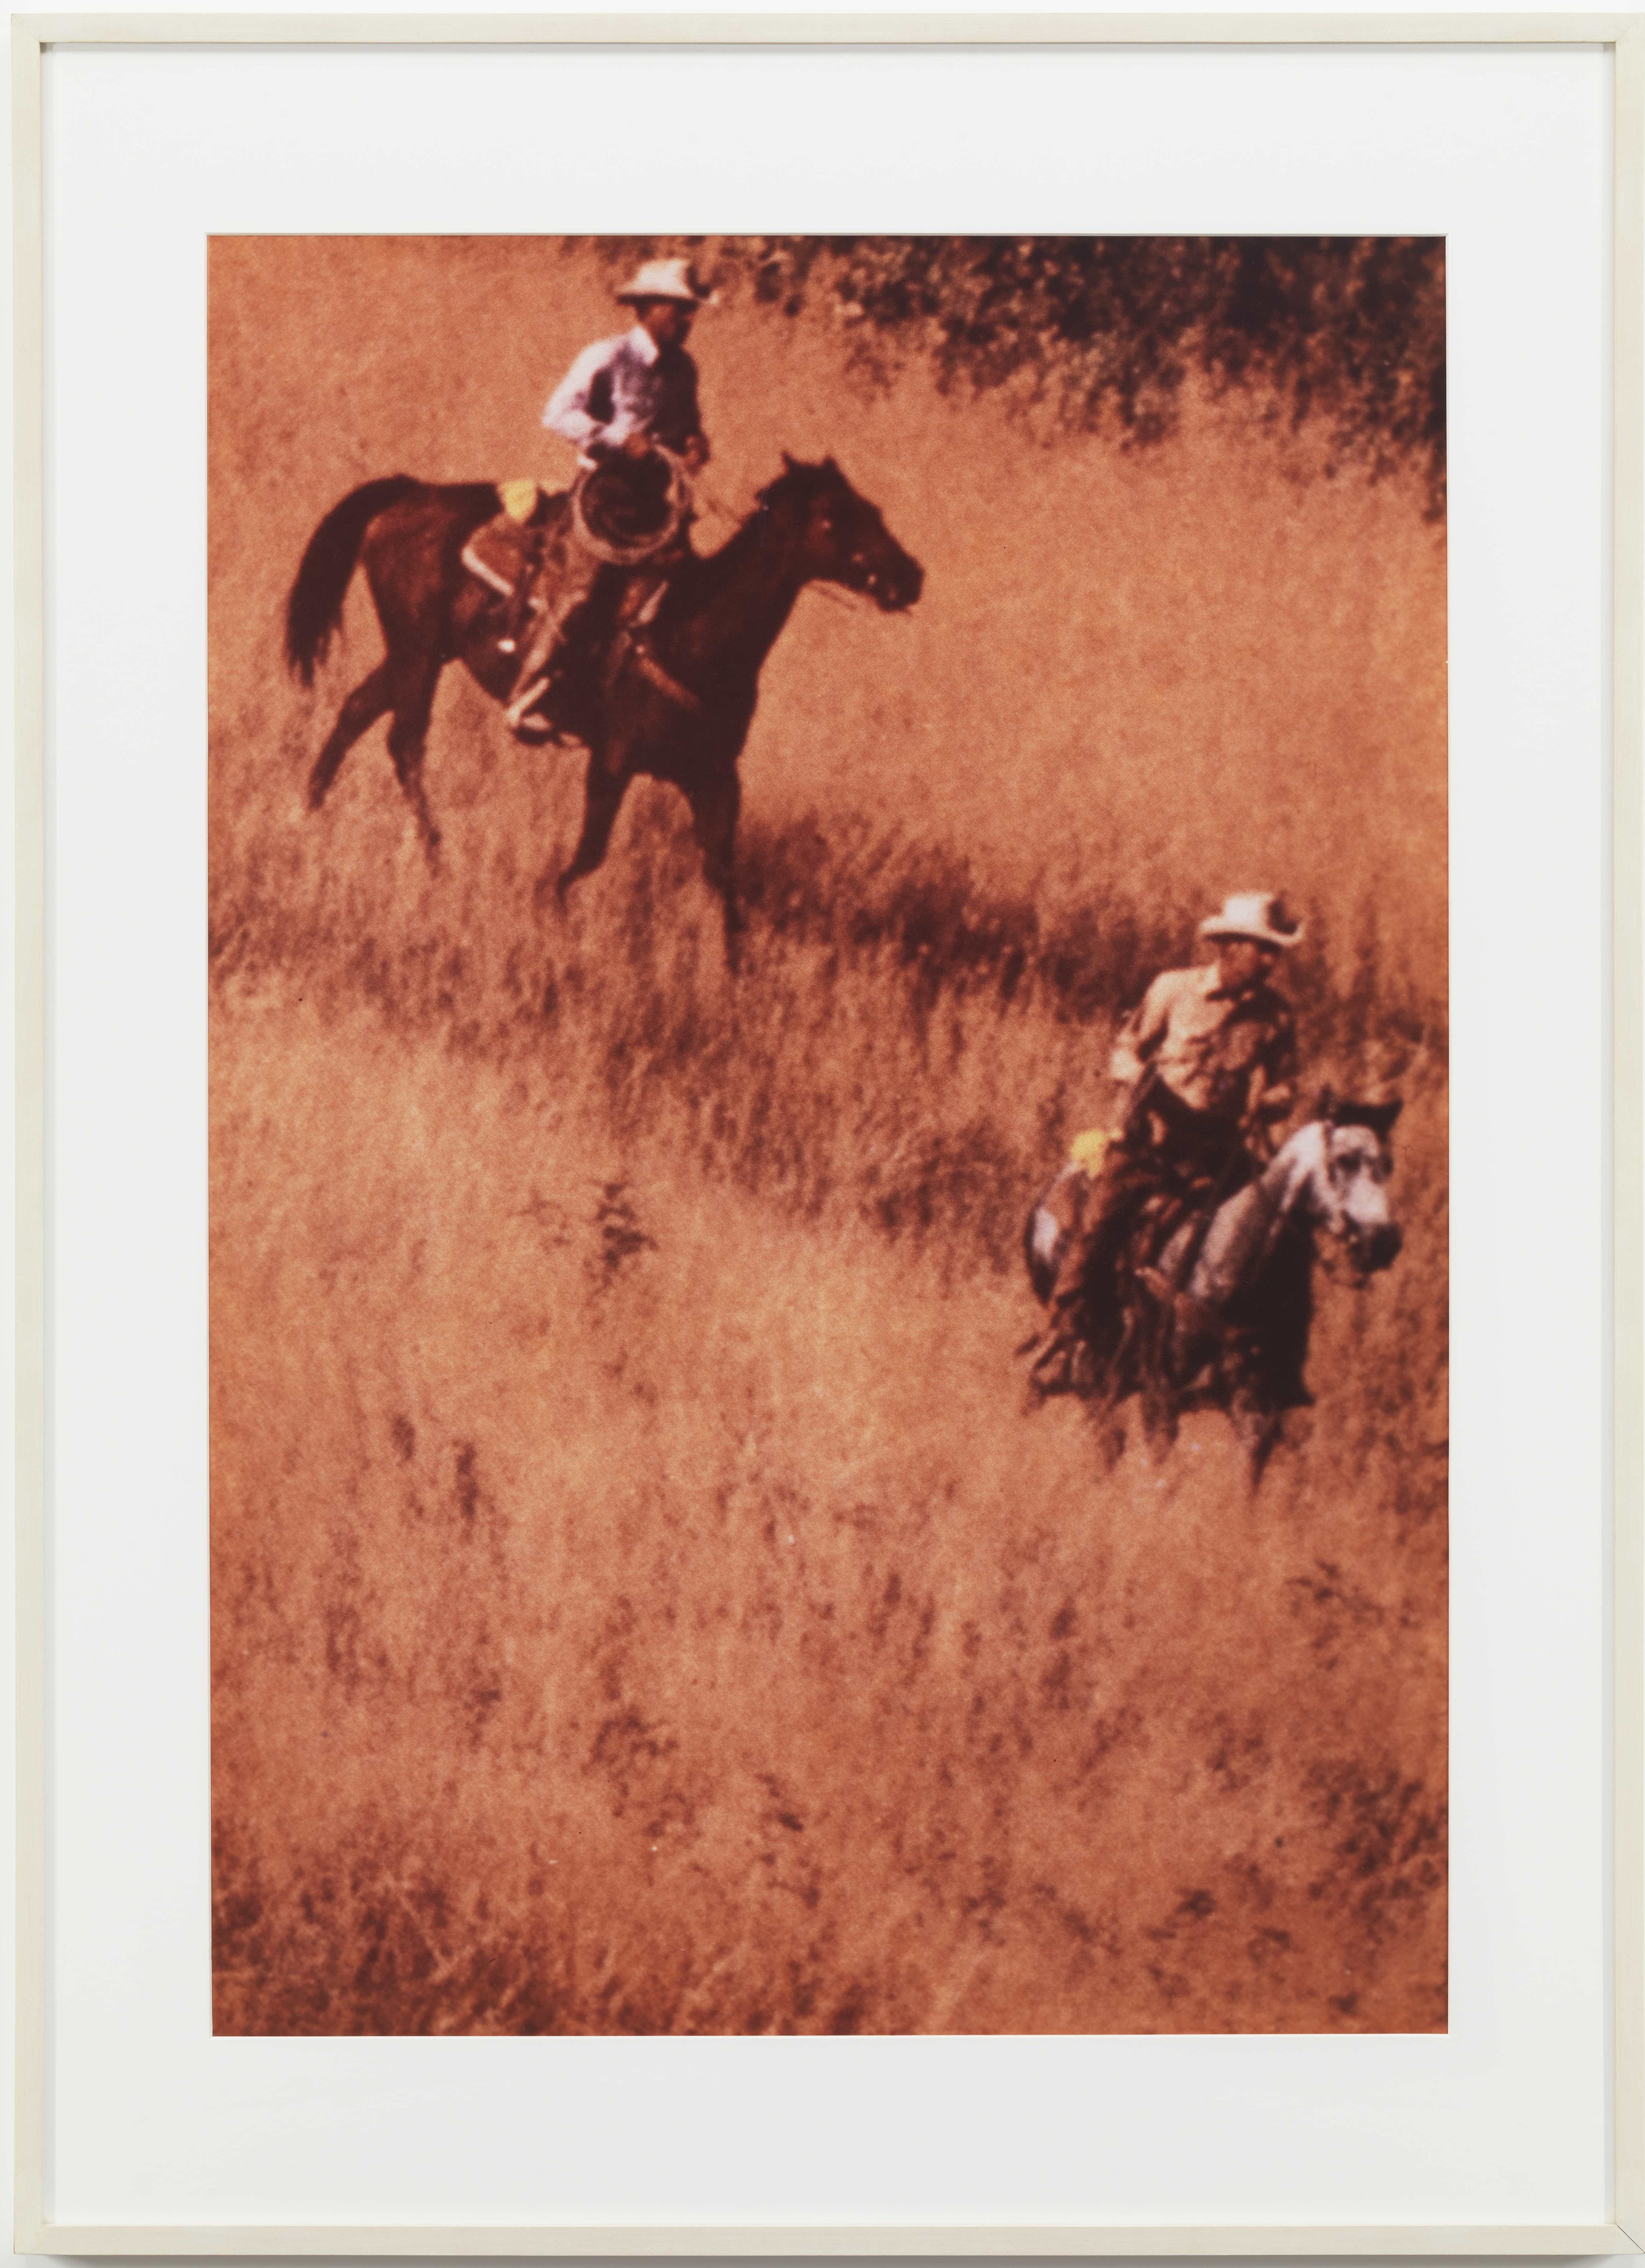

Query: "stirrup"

xmin=505 ymin=675 xmax=552 ymax=732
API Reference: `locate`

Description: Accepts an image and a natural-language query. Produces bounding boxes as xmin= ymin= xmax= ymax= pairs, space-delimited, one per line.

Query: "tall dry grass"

xmin=210 ymin=239 xmax=1447 ymax=2032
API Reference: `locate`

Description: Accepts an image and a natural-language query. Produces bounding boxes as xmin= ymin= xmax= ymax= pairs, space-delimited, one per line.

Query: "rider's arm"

xmin=543 ymin=339 xmax=628 ymax=457
xmin=1108 ymin=973 xmax=1172 ymax=1088
xmin=1252 ymin=1005 xmax=1299 ymax=1121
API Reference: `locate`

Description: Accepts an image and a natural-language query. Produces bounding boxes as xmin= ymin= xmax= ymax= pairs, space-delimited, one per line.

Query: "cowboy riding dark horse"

xmin=1029 ymin=891 xmax=1304 ymax=1400
xmin=284 ymin=251 xmax=924 ymax=962
xmin=465 ymin=256 xmax=717 ymax=748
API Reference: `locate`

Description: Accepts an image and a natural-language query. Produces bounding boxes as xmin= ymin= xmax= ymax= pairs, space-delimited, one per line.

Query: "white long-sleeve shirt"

xmin=542 ymin=325 xmax=705 ymax=464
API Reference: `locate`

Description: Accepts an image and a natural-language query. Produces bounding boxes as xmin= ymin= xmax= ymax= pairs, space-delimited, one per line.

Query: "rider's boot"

xmin=506 ymin=606 xmax=584 ymax=743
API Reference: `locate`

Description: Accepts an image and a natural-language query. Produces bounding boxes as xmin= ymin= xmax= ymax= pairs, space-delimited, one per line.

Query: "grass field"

xmin=210 ymin=239 xmax=1448 ymax=2033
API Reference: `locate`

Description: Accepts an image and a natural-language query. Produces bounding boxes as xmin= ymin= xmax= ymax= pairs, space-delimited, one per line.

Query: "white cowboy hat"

xmin=615 ymin=257 xmax=717 ymax=307
xmin=1199 ymin=892 xmax=1305 ymax=950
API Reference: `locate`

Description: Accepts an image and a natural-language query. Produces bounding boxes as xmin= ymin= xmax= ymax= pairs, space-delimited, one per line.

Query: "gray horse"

xmin=1024 ymin=1097 xmax=1404 ymax=1479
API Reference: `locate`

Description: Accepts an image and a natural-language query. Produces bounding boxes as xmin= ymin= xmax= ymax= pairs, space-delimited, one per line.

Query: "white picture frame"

xmin=12 ymin=14 xmax=1642 ymax=2255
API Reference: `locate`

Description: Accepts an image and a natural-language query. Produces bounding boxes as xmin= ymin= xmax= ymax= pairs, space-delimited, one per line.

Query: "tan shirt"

xmin=1109 ymin=962 xmax=1297 ymax=1124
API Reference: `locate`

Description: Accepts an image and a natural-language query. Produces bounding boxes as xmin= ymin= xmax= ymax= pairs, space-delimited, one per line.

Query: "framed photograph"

xmin=14 ymin=13 xmax=1642 ymax=2254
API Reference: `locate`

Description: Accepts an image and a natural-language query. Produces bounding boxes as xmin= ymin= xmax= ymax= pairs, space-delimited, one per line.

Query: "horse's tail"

xmin=284 ymin=475 xmax=423 ymax=686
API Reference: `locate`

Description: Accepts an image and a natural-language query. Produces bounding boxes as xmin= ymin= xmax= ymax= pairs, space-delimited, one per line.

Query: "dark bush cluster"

xmin=594 ymin=237 xmax=1446 ymax=513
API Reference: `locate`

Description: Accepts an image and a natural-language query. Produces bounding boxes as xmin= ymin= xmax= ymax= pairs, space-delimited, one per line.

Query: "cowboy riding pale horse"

xmin=284 ymin=455 xmax=923 ymax=963
xmin=1025 ymin=1095 xmax=1404 ymax=1480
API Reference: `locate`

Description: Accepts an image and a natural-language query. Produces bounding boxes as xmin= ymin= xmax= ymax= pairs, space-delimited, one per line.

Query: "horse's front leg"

xmin=686 ymin=766 xmax=743 ymax=970
xmin=538 ymin=751 xmax=630 ymax=914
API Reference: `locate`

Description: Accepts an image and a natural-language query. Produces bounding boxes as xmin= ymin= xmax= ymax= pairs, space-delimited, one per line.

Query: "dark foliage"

xmin=596 ymin=237 xmax=1446 ymax=514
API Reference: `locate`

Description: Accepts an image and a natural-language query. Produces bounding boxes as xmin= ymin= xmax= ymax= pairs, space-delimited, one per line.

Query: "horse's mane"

xmin=756 ymin=454 xmax=851 ymax=504
xmin=1196 ymin=1134 xmax=1318 ymax=1298
xmin=1190 ymin=1106 xmax=1399 ymax=1307
xmin=652 ymin=456 xmax=848 ymax=631
xmin=649 ymin=520 xmax=754 ymax=634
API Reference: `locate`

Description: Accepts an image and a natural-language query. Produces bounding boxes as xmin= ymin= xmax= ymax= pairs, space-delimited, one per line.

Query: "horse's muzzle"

xmin=864 ymin=556 xmax=924 ymax=612
xmin=1348 ymin=1220 xmax=1403 ymax=1276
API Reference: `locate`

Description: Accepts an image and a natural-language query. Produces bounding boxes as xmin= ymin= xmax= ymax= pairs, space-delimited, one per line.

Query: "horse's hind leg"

xmin=687 ymin=769 xmax=743 ymax=968
xmin=386 ymin=658 xmax=443 ymax=868
xmin=538 ymin=755 xmax=629 ymax=913
xmin=1232 ymin=1395 xmax=1284 ymax=1491
xmin=1141 ymin=1380 xmax=1180 ymax=1464
xmin=1248 ymin=1414 xmax=1284 ymax=1491
xmin=307 ymin=659 xmax=393 ymax=810
xmin=1085 ymin=1386 xmax=1128 ymax=1473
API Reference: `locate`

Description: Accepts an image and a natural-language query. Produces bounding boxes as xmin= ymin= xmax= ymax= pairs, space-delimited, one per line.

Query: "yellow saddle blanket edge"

xmin=1069 ymin=1128 xmax=1112 ymax=1175
xmin=498 ymin=478 xmax=541 ymax=524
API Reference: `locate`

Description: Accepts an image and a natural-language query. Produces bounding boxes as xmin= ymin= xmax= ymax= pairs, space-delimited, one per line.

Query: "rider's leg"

xmin=506 ymin=522 xmax=604 ymax=732
xmin=1033 ymin=1157 xmax=1154 ymax=1389
xmin=1033 ymin=1195 xmax=1116 ymax=1390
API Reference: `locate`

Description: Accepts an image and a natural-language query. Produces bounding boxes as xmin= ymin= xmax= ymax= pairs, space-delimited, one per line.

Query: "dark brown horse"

xmin=284 ymin=456 xmax=923 ymax=959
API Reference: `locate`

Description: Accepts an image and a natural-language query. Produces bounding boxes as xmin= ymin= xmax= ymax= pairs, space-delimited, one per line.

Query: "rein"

xmin=805 ymin=582 xmax=880 ymax=615
xmin=630 ymin=644 xmax=703 ymax=715
xmin=627 ymin=469 xmax=905 ymax=715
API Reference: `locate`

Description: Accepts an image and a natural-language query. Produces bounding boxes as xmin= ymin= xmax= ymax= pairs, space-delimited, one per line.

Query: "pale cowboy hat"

xmin=615 ymin=257 xmax=718 ymax=308
xmin=1199 ymin=892 xmax=1305 ymax=950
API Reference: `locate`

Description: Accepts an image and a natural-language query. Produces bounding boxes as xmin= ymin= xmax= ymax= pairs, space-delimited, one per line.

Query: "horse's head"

xmin=759 ymin=454 xmax=924 ymax=611
xmin=1299 ymin=1094 xmax=1404 ymax=1279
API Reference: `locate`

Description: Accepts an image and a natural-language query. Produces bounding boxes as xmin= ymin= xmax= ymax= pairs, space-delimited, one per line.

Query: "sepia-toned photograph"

xmin=210 ymin=234 xmax=1447 ymax=2036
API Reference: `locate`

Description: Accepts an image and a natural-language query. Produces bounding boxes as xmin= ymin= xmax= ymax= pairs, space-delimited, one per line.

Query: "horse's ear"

xmin=781 ymin=450 xmax=797 ymax=472
xmin=1315 ymin=1084 xmax=1337 ymax=1123
xmin=1333 ymin=1096 xmax=1404 ymax=1140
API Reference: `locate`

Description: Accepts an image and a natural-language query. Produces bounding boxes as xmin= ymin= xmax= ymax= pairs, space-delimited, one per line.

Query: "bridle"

xmin=1314 ymin=1123 xmax=1395 ymax=1281
xmin=707 ymin=477 xmax=908 ymax=613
